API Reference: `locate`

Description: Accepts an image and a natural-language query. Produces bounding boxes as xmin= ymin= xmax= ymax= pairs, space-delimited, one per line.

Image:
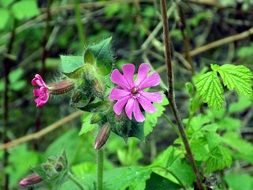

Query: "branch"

xmin=0 ymin=111 xmax=83 ymax=150
xmin=190 ymin=27 xmax=253 ymax=57
xmin=160 ymin=0 xmax=204 ymax=189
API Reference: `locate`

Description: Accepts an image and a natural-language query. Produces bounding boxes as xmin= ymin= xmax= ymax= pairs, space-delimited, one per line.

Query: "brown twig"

xmin=0 ymin=111 xmax=83 ymax=151
xmin=190 ymin=27 xmax=253 ymax=57
xmin=160 ymin=0 xmax=204 ymax=190
xmin=177 ymin=2 xmax=194 ymax=73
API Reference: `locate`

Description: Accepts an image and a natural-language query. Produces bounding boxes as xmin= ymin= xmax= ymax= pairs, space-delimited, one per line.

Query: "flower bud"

xmin=19 ymin=173 xmax=42 ymax=187
xmin=94 ymin=123 xmax=111 ymax=150
xmin=48 ymin=80 xmax=74 ymax=95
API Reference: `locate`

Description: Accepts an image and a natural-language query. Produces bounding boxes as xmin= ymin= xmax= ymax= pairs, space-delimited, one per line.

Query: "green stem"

xmin=97 ymin=149 xmax=104 ymax=190
xmin=68 ymin=172 xmax=85 ymax=190
xmin=74 ymin=0 xmax=85 ymax=47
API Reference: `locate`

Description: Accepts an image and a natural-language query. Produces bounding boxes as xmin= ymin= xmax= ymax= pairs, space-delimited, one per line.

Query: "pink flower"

xmin=109 ymin=63 xmax=162 ymax=122
xmin=31 ymin=74 xmax=49 ymax=108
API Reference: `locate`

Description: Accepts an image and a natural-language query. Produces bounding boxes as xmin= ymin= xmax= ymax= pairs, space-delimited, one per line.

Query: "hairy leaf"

xmin=60 ymin=55 xmax=84 ymax=75
xmin=88 ymin=37 xmax=113 ymax=75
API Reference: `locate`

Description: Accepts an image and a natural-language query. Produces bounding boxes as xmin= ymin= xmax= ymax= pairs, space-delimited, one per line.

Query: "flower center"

xmin=131 ymin=87 xmax=138 ymax=94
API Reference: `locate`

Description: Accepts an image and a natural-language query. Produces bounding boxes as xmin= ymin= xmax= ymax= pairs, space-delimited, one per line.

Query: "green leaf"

xmin=144 ymin=94 xmax=169 ymax=136
xmin=145 ymin=173 xmax=181 ymax=190
xmin=84 ymin=49 xmax=96 ymax=65
xmin=103 ymin=166 xmax=151 ymax=190
xmin=229 ymin=96 xmax=252 ymax=113
xmin=60 ymin=55 xmax=84 ymax=75
xmin=222 ymin=132 xmax=253 ymax=164
xmin=217 ymin=64 xmax=253 ymax=98
xmin=0 ymin=8 xmax=9 ymax=29
xmin=204 ymin=146 xmax=232 ymax=173
xmin=9 ymin=68 xmax=24 ymax=83
xmin=190 ymin=140 xmax=209 ymax=161
xmin=79 ymin=112 xmax=98 ymax=135
xmin=225 ymin=173 xmax=253 ymax=190
xmin=237 ymin=43 xmax=253 ymax=58
xmin=194 ymin=71 xmax=224 ymax=109
xmin=11 ymin=0 xmax=40 ymax=20
xmin=153 ymin=147 xmax=195 ymax=187
xmin=10 ymin=80 xmax=26 ymax=91
xmin=45 ymin=129 xmax=81 ymax=164
xmin=88 ymin=37 xmax=113 ymax=75
xmin=1 ymin=0 xmax=15 ymax=7
xmin=5 ymin=144 xmax=40 ymax=188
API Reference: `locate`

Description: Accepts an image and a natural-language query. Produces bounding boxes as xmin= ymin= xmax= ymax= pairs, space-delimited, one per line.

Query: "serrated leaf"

xmin=0 ymin=8 xmax=9 ymax=29
xmin=204 ymin=146 xmax=232 ymax=173
xmin=60 ymin=55 xmax=84 ymax=75
xmin=218 ymin=64 xmax=253 ymax=98
xmin=11 ymin=0 xmax=39 ymax=20
xmin=88 ymin=37 xmax=113 ymax=75
xmin=144 ymin=94 xmax=169 ymax=136
xmin=194 ymin=71 xmax=224 ymax=109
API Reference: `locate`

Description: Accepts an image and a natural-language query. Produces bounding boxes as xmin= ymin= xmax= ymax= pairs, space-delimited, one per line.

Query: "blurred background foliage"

xmin=0 ymin=0 xmax=253 ymax=189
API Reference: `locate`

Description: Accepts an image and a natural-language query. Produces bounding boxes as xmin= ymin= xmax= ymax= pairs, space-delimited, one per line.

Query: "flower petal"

xmin=31 ymin=74 xmax=47 ymax=87
xmin=113 ymin=96 xmax=130 ymax=115
xmin=122 ymin=64 xmax=135 ymax=88
xmin=135 ymin=63 xmax=150 ymax=86
xmin=138 ymin=96 xmax=156 ymax=113
xmin=125 ymin=98 xmax=135 ymax=120
xmin=111 ymin=69 xmax=130 ymax=89
xmin=139 ymin=91 xmax=162 ymax=103
xmin=33 ymin=89 xmax=41 ymax=97
xmin=139 ymin=73 xmax=160 ymax=89
xmin=133 ymin=101 xmax=145 ymax=122
xmin=109 ymin=88 xmax=130 ymax=100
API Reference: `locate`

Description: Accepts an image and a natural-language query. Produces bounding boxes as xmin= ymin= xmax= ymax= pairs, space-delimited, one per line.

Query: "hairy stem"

xmin=160 ymin=0 xmax=204 ymax=190
xmin=68 ymin=172 xmax=85 ymax=190
xmin=97 ymin=149 xmax=104 ymax=190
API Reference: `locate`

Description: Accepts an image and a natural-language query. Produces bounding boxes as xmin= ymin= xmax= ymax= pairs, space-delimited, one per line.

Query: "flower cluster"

xmin=109 ymin=63 xmax=162 ymax=122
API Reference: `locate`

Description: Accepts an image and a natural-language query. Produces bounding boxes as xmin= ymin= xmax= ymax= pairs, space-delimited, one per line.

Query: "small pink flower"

xmin=109 ymin=63 xmax=162 ymax=122
xmin=32 ymin=74 xmax=49 ymax=108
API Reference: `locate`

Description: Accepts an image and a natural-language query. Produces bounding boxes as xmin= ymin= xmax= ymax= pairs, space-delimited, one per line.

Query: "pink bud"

xmin=94 ymin=123 xmax=111 ymax=150
xmin=19 ymin=173 xmax=42 ymax=187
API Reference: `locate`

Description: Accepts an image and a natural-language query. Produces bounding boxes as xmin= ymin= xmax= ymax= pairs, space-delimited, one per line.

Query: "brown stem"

xmin=160 ymin=0 xmax=204 ymax=190
xmin=177 ymin=2 xmax=194 ymax=74
xmin=0 ymin=111 xmax=83 ymax=150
